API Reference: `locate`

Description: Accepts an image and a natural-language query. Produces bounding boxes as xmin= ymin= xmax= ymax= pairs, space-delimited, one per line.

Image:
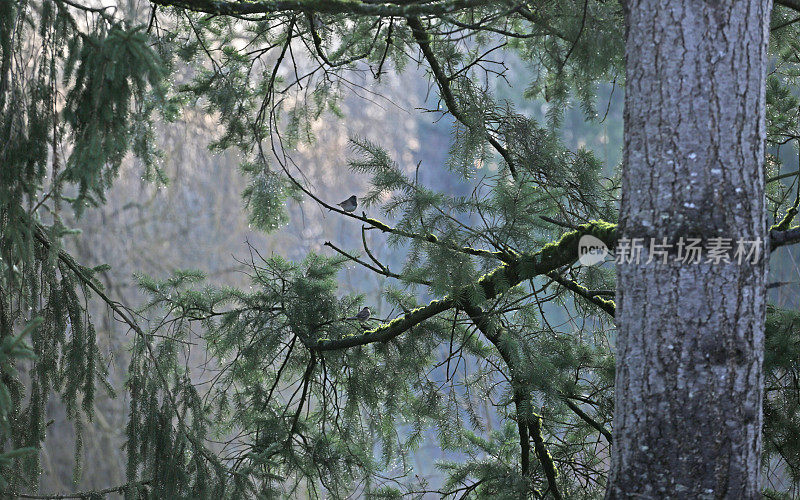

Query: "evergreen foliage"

xmin=3 ymin=0 xmax=800 ymax=498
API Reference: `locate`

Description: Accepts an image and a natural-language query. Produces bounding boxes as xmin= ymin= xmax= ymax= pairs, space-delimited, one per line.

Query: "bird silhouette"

xmin=337 ymin=195 xmax=357 ymax=213
xmin=348 ymin=306 xmax=371 ymax=321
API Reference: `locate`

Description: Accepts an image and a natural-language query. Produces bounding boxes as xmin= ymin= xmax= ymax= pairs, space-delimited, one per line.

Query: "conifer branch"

xmin=463 ymin=300 xmax=611 ymax=493
xmin=361 ymin=225 xmax=390 ymax=272
xmin=776 ymin=0 xmax=800 ymax=14
xmin=16 ymin=479 xmax=151 ymax=499
xmin=539 ymin=215 xmax=580 ymax=230
xmin=770 ymin=226 xmax=800 ymax=250
xmin=54 ymin=0 xmax=116 ymax=15
xmin=518 ymin=409 xmax=531 ymax=476
xmin=29 ymin=222 xmax=247 ymax=489
xmin=529 ymin=217 xmax=800 ymax=255
xmin=557 ymin=0 xmax=588 ymax=71
xmin=287 ymin=354 xmax=316 ymax=440
xmin=460 ymin=302 xmax=533 ymax=479
xmin=309 ymin=221 xmax=617 ymax=351
xmin=373 ymin=18 xmax=394 ymax=78
xmin=323 ymin=240 xmax=432 ymax=285
xmin=546 ymin=271 xmax=615 ymax=316
xmin=278 ymin=159 xmax=515 ymax=263
xmin=324 ymin=241 xmax=394 ymax=277
xmin=440 ymin=7 xmax=542 ymax=40
xmin=529 ymin=415 xmax=563 ymax=500
xmin=512 ymin=5 xmax=573 ymax=42
xmin=563 ymin=399 xmax=612 ymax=443
xmin=303 ymin=11 xmax=378 ymax=68
xmin=406 ymin=15 xmax=518 ymax=178
xmin=767 ymin=168 xmax=800 ymax=183
xmin=362 ymin=213 xmax=514 ymax=261
xmin=148 ymin=0 xmax=494 ymax=17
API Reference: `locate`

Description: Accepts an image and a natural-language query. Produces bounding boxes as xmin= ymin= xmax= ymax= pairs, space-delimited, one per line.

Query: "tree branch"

xmin=29 ymin=222 xmax=246 ymax=488
xmin=546 ymin=271 xmax=615 ymax=316
xmin=17 ymin=479 xmax=151 ymax=499
xmin=315 ymin=219 xmax=800 ymax=353
xmin=304 ymin=11 xmax=376 ymax=68
xmin=462 ymin=302 xmax=563 ymax=498
xmin=279 ymin=156 xmax=514 ymax=263
xmin=770 ymin=226 xmax=800 ymax=250
xmin=308 ymin=221 xmax=617 ymax=351
xmin=529 ymin=416 xmax=563 ymax=500
xmin=406 ymin=15 xmax=518 ymax=178
xmin=323 ymin=240 xmax=432 ymax=286
xmin=563 ymin=399 xmax=612 ymax=443
xmin=148 ymin=0 xmax=494 ymax=17
xmin=776 ymin=0 xmax=800 ymax=13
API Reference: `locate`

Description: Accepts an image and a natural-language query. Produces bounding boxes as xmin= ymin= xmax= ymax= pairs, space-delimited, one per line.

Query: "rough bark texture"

xmin=608 ymin=0 xmax=772 ymax=497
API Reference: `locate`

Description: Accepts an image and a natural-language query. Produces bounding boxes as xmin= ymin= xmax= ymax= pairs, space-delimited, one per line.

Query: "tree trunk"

xmin=608 ymin=1 xmax=772 ymax=497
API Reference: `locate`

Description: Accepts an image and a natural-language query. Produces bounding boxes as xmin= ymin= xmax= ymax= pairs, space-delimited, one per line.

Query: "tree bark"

xmin=608 ymin=0 xmax=772 ymax=497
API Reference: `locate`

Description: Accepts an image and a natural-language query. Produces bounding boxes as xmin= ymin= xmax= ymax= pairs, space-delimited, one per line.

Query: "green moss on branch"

xmin=310 ymin=221 xmax=617 ymax=351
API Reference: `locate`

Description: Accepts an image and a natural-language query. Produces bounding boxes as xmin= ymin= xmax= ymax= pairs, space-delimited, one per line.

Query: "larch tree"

xmin=3 ymin=0 xmax=800 ymax=498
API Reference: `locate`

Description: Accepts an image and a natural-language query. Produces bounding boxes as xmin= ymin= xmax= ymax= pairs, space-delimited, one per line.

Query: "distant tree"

xmin=4 ymin=0 xmax=800 ymax=498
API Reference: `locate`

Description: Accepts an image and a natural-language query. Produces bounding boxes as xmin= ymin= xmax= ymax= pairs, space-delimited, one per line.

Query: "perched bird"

xmin=337 ymin=195 xmax=357 ymax=213
xmin=349 ymin=306 xmax=371 ymax=322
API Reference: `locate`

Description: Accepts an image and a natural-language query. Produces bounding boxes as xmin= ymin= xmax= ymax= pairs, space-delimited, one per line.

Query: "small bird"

xmin=337 ymin=195 xmax=357 ymax=213
xmin=349 ymin=306 xmax=371 ymax=322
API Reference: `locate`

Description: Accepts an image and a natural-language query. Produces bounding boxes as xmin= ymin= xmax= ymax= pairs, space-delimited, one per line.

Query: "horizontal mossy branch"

xmin=311 ymin=220 xmax=800 ymax=352
xmin=309 ymin=220 xmax=617 ymax=351
xmin=311 ymin=298 xmax=454 ymax=351
xmin=546 ymin=271 xmax=616 ymax=316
